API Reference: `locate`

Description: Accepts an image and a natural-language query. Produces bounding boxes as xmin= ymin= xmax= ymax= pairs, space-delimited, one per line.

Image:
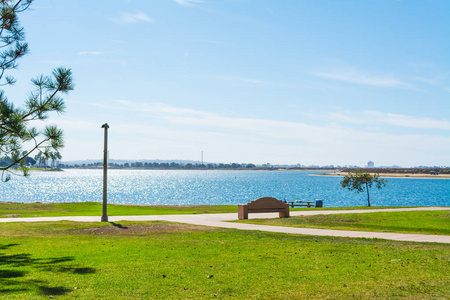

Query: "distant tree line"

xmin=59 ymin=162 xmax=259 ymax=170
xmin=1 ymin=150 xmax=62 ymax=170
xmin=59 ymin=162 xmax=350 ymax=170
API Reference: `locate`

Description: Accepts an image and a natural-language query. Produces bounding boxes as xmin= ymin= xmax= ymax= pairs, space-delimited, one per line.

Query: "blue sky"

xmin=6 ymin=0 xmax=450 ymax=166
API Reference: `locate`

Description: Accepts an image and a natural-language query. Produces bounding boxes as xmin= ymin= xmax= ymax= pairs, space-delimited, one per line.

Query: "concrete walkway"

xmin=1 ymin=207 xmax=449 ymax=244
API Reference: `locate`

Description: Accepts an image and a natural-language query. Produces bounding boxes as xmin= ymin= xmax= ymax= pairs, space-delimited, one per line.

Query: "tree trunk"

xmin=366 ymin=183 xmax=371 ymax=207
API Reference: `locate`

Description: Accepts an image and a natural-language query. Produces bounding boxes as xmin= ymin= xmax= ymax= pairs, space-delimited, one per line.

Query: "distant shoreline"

xmin=61 ymin=167 xmax=339 ymax=172
xmin=318 ymin=172 xmax=450 ymax=179
xmin=26 ymin=168 xmax=449 ymax=178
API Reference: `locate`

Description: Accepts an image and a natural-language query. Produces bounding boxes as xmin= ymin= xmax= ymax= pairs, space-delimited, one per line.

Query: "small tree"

xmin=340 ymin=171 xmax=387 ymax=207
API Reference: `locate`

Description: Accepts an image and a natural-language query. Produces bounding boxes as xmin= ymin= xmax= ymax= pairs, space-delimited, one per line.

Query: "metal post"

xmin=101 ymin=123 xmax=109 ymax=222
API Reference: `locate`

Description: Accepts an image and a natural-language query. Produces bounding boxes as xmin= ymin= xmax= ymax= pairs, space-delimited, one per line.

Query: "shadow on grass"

xmin=0 ymin=243 xmax=20 ymax=250
xmin=38 ymin=286 xmax=72 ymax=296
xmin=110 ymin=222 xmax=128 ymax=229
xmin=0 ymin=269 xmax=27 ymax=278
xmin=0 ymin=243 xmax=96 ymax=297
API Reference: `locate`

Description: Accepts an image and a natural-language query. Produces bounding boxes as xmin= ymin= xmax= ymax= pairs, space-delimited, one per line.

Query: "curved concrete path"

xmin=1 ymin=207 xmax=449 ymax=244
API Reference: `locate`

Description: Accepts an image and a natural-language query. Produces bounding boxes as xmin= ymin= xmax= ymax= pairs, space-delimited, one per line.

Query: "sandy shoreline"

xmin=318 ymin=172 xmax=450 ymax=179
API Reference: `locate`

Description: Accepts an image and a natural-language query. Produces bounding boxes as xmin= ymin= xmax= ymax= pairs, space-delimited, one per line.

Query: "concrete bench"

xmin=238 ymin=197 xmax=290 ymax=220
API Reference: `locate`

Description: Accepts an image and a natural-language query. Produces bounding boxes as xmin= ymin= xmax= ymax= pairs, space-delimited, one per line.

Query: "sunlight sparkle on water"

xmin=1 ymin=169 xmax=448 ymax=207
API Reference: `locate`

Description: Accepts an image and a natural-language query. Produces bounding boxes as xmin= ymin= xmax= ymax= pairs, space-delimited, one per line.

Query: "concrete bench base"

xmin=238 ymin=197 xmax=290 ymax=220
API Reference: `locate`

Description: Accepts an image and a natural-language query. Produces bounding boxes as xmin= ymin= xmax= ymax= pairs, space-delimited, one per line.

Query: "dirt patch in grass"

xmin=77 ymin=222 xmax=213 ymax=236
xmin=332 ymin=219 xmax=360 ymax=223
xmin=4 ymin=214 xmax=21 ymax=218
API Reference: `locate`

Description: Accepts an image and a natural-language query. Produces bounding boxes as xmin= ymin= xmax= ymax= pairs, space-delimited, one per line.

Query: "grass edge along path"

xmin=0 ymin=201 xmax=421 ymax=218
xmin=0 ymin=202 xmax=236 ymax=218
xmin=236 ymin=210 xmax=450 ymax=236
xmin=0 ymin=220 xmax=449 ymax=299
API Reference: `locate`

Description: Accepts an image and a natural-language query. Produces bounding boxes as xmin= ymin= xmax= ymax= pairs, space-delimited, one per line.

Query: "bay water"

xmin=1 ymin=169 xmax=449 ymax=207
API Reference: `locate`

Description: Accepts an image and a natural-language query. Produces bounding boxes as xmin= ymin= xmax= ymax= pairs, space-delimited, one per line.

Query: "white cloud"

xmin=113 ymin=11 xmax=153 ymax=24
xmin=190 ymin=39 xmax=225 ymax=45
xmin=313 ymin=70 xmax=409 ymax=88
xmin=109 ymin=100 xmax=337 ymax=143
xmin=227 ymin=77 xmax=264 ymax=84
xmin=56 ymin=100 xmax=450 ymax=166
xmin=113 ymin=100 xmax=212 ymax=117
xmin=329 ymin=110 xmax=450 ymax=130
xmin=175 ymin=0 xmax=204 ymax=6
xmin=365 ymin=111 xmax=450 ymax=130
xmin=78 ymin=51 xmax=103 ymax=56
xmin=411 ymin=72 xmax=450 ymax=89
xmin=218 ymin=76 xmax=295 ymax=88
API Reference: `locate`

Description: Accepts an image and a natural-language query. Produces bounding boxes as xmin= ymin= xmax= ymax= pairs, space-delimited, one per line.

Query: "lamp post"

xmin=101 ymin=123 xmax=109 ymax=222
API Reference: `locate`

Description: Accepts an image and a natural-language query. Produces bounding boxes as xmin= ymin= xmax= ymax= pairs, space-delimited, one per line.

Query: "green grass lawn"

xmin=0 ymin=202 xmax=422 ymax=219
xmin=0 ymin=202 xmax=237 ymax=218
xmin=236 ymin=210 xmax=450 ymax=236
xmin=0 ymin=221 xmax=449 ymax=299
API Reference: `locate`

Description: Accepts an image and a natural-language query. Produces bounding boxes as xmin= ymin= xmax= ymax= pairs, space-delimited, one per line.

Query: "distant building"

xmin=367 ymin=161 xmax=374 ymax=168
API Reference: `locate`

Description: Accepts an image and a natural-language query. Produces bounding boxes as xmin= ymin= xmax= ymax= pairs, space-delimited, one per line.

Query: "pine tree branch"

xmin=0 ymin=137 xmax=47 ymax=170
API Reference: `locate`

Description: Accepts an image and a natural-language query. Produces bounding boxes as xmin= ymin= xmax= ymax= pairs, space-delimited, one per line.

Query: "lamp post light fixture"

xmin=101 ymin=123 xmax=109 ymax=222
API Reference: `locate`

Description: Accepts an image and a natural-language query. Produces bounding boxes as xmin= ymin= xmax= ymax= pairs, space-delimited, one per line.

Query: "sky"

xmin=5 ymin=0 xmax=450 ymax=167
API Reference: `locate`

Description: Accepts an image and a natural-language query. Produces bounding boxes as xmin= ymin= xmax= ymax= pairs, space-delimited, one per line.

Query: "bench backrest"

xmin=247 ymin=197 xmax=287 ymax=210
